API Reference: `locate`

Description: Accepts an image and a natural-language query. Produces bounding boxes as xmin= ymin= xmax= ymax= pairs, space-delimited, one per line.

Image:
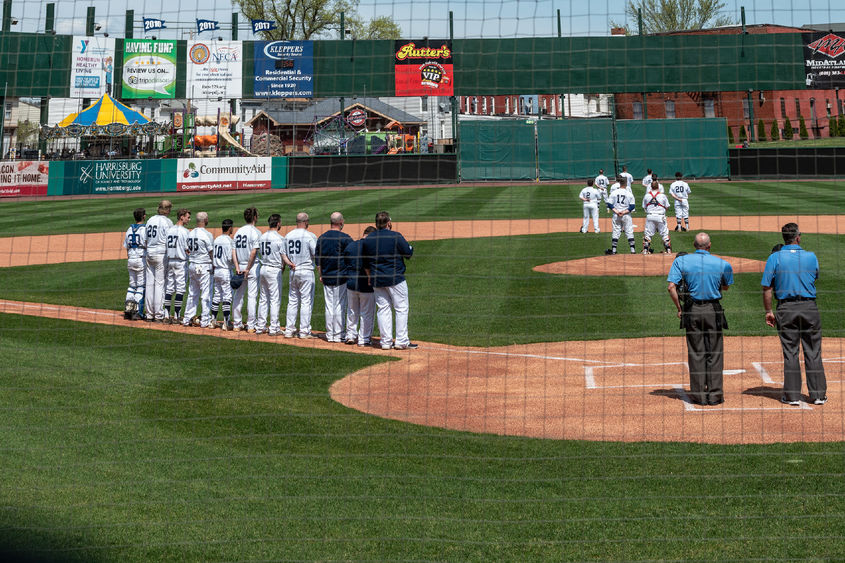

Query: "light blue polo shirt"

xmin=667 ymin=249 xmax=734 ymax=301
xmin=761 ymin=244 xmax=819 ymax=299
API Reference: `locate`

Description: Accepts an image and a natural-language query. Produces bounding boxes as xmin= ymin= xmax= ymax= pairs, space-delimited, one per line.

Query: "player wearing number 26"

xmin=143 ymin=200 xmax=173 ymax=321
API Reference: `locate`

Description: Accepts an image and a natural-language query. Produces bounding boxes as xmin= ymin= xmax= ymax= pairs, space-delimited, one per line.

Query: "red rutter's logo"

xmin=808 ymin=33 xmax=845 ymax=58
xmin=395 ymin=42 xmax=451 ymax=61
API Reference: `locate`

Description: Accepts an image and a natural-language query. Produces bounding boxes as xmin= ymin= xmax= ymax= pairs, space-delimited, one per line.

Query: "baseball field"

xmin=1 ymin=180 xmax=844 ymax=560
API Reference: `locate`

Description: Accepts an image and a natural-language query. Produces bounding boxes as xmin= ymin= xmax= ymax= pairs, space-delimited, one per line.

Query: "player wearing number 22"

xmin=284 ymin=212 xmax=318 ymax=339
xmin=182 ymin=212 xmax=215 ymax=328
xmin=255 ymin=214 xmax=294 ymax=336
xmin=232 ymin=207 xmax=262 ymax=333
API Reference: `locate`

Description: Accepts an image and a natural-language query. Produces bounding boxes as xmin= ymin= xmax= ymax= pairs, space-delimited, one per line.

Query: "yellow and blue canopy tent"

xmin=58 ymin=93 xmax=149 ymax=127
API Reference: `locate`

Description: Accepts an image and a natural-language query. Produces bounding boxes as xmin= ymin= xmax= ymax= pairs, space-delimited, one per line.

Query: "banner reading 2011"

xmin=394 ymin=39 xmax=453 ymax=97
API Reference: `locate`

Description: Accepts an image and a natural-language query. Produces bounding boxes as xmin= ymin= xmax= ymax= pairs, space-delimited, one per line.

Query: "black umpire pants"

xmin=684 ymin=302 xmax=725 ymax=405
xmin=776 ymin=300 xmax=826 ymax=402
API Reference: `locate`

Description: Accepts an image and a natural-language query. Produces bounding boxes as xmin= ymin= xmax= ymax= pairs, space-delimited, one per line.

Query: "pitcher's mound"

xmin=534 ymin=254 xmax=766 ymax=277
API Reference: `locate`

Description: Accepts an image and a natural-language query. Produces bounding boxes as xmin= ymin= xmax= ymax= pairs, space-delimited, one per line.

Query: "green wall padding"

xmin=460 ymin=120 xmax=536 ymax=181
xmin=537 ymin=120 xmax=615 ymax=180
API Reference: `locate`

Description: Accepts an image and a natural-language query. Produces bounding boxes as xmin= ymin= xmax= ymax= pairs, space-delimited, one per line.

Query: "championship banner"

xmin=253 ymin=41 xmax=313 ymax=98
xmin=176 ymin=157 xmax=271 ymax=191
xmin=70 ymin=36 xmax=116 ymax=98
xmin=394 ymin=39 xmax=453 ymax=96
xmin=121 ymin=39 xmax=178 ymax=99
xmin=803 ymin=32 xmax=845 ymax=88
xmin=187 ymin=41 xmax=243 ymax=99
xmin=0 ymin=161 xmax=49 ymax=197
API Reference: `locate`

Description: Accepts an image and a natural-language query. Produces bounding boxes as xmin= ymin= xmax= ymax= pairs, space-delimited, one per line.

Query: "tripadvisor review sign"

xmin=122 ymin=39 xmax=177 ymax=99
xmin=176 ymin=157 xmax=271 ymax=191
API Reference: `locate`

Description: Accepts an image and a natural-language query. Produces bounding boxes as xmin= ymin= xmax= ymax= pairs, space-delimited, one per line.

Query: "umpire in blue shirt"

xmin=667 ymin=232 xmax=734 ymax=405
xmin=761 ymin=223 xmax=827 ymax=406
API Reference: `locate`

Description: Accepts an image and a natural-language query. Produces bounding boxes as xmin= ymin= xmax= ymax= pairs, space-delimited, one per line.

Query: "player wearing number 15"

xmin=144 ymin=200 xmax=173 ymax=322
xmin=232 ymin=207 xmax=262 ymax=333
xmin=284 ymin=212 xmax=318 ymax=339
xmin=182 ymin=211 xmax=215 ymax=328
xmin=256 ymin=214 xmax=294 ymax=335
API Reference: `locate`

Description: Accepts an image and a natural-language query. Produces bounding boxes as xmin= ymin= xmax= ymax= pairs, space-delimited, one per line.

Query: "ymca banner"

xmin=803 ymin=32 xmax=845 ymax=88
xmin=394 ymin=39 xmax=454 ymax=96
xmin=253 ymin=41 xmax=313 ymax=98
xmin=187 ymin=41 xmax=243 ymax=99
xmin=0 ymin=161 xmax=49 ymax=197
xmin=176 ymin=157 xmax=271 ymax=191
xmin=70 ymin=36 xmax=116 ymax=98
xmin=122 ymin=39 xmax=178 ymax=99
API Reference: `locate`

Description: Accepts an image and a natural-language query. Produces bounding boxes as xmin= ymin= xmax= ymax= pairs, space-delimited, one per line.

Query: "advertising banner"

xmin=187 ymin=40 xmax=243 ymax=99
xmin=70 ymin=36 xmax=116 ymax=98
xmin=394 ymin=39 xmax=454 ymax=96
xmin=176 ymin=157 xmax=271 ymax=191
xmin=253 ymin=41 xmax=313 ymax=98
xmin=122 ymin=39 xmax=178 ymax=99
xmin=803 ymin=32 xmax=845 ymax=88
xmin=0 ymin=161 xmax=49 ymax=197
xmin=62 ymin=160 xmax=172 ymax=195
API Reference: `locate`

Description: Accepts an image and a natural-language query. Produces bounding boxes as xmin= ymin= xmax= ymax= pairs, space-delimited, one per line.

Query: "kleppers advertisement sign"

xmin=804 ymin=32 xmax=845 ymax=88
xmin=122 ymin=39 xmax=178 ymax=99
xmin=187 ymin=40 xmax=243 ymax=99
xmin=70 ymin=36 xmax=116 ymax=98
xmin=0 ymin=161 xmax=49 ymax=197
xmin=394 ymin=39 xmax=453 ymax=96
xmin=253 ymin=41 xmax=313 ymax=98
xmin=176 ymin=158 xmax=271 ymax=191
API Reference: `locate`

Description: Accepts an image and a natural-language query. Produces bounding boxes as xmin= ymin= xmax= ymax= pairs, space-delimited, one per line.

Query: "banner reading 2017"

xmin=394 ymin=39 xmax=454 ymax=97
xmin=122 ymin=39 xmax=177 ymax=99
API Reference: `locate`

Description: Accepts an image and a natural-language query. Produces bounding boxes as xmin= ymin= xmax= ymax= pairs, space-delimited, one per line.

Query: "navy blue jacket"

xmin=343 ymin=239 xmax=374 ymax=293
xmin=361 ymin=228 xmax=413 ymax=288
xmin=316 ymin=229 xmax=353 ymax=286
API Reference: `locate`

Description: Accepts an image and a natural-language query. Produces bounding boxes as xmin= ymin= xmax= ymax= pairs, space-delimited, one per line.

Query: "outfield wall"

xmin=729 ymin=148 xmax=845 ymax=178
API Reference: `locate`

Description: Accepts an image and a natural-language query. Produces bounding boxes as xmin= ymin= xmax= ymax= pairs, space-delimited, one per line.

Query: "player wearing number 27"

xmin=164 ymin=208 xmax=191 ymax=324
xmin=284 ymin=212 xmax=318 ymax=339
xmin=182 ymin=212 xmax=215 ymax=328
xmin=255 ymin=214 xmax=294 ymax=336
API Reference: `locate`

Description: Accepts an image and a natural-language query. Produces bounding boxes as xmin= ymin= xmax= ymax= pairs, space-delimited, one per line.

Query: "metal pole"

xmin=231 ymin=12 xmax=238 ymax=40
xmin=45 ymin=3 xmax=55 ymax=33
xmin=747 ymin=89 xmax=755 ymax=142
xmin=86 ymin=6 xmax=95 ymax=36
xmin=2 ymin=0 xmax=11 ymax=32
xmin=557 ymin=9 xmax=561 ymax=37
xmin=340 ymin=12 xmax=345 ymax=39
xmin=0 ymin=82 xmax=6 ymax=159
xmin=741 ymin=6 xmax=746 ymax=34
xmin=449 ymin=10 xmax=458 ymax=178
xmin=125 ymin=9 xmax=134 ymax=38
xmin=637 ymin=8 xmax=643 ymax=35
xmin=610 ymin=94 xmax=619 ymax=175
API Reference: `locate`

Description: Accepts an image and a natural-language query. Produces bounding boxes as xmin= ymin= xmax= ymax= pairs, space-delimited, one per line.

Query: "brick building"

xmin=613 ymin=24 xmax=845 ymax=141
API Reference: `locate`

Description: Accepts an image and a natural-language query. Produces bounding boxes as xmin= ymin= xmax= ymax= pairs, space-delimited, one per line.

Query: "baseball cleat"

xmin=284 ymin=332 xmax=295 ymax=338
xmin=604 ymin=249 xmax=614 ymax=255
xmin=246 ymin=328 xmax=256 ymax=334
xmin=220 ymin=323 xmax=231 ymax=331
xmin=299 ymin=333 xmax=316 ymax=339
xmin=268 ymin=330 xmax=281 ymax=336
xmin=813 ymin=396 xmax=828 ymax=405
xmin=191 ymin=317 xmax=201 ymax=327
xmin=345 ymin=339 xmax=356 ymax=345
xmin=393 ymin=343 xmax=419 ymax=350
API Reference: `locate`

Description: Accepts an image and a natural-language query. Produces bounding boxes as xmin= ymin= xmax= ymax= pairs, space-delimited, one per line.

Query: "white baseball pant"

xmin=232 ymin=263 xmax=260 ymax=330
xmin=212 ymin=268 xmax=233 ymax=305
xmin=675 ymin=199 xmax=690 ymax=220
xmin=257 ymin=265 xmax=283 ymax=333
xmin=126 ymin=257 xmax=145 ymax=305
xmin=346 ymin=289 xmax=375 ymax=345
xmin=165 ymin=259 xmax=187 ymax=296
xmin=286 ymin=269 xmax=315 ymax=337
xmin=582 ymin=203 xmax=599 ymax=233
xmin=374 ymin=280 xmax=410 ymax=349
xmin=323 ymin=284 xmax=348 ymax=342
xmin=182 ymin=263 xmax=213 ymax=326
xmin=144 ymin=253 xmax=166 ymax=320
xmin=643 ymin=215 xmax=670 ymax=242
xmin=611 ymin=214 xmax=634 ymax=240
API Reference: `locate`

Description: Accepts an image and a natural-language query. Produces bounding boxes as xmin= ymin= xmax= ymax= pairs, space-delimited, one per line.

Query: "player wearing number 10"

xmin=284 ymin=212 xmax=318 ymax=339
xmin=211 ymin=219 xmax=236 ymax=330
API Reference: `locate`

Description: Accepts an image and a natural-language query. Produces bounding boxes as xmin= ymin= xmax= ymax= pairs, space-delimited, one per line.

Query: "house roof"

xmin=246 ymin=97 xmax=425 ymax=128
xmin=802 ymin=23 xmax=845 ymax=33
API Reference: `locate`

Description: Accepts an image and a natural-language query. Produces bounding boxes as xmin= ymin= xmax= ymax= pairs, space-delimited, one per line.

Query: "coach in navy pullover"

xmin=361 ymin=216 xmax=413 ymax=287
xmin=316 ymin=213 xmax=353 ymax=286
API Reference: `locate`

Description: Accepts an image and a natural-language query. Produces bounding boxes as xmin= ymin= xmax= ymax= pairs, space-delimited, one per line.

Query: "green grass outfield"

xmin=1 ymin=180 xmax=844 ymax=237
xmin=2 ymin=314 xmax=845 ymax=561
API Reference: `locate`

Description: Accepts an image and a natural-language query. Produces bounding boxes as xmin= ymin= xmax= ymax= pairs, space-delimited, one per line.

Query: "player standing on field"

xmin=641 ymin=176 xmax=672 ymax=254
xmin=344 ymin=226 xmax=377 ymax=346
xmin=284 ymin=212 xmax=318 ymax=339
xmin=578 ymin=179 xmax=601 ymax=234
xmin=164 ymin=208 xmax=190 ymax=324
xmin=232 ymin=207 xmax=262 ymax=333
xmin=594 ymin=169 xmax=609 ymax=213
xmin=620 ymin=165 xmax=634 ymax=195
xmin=642 ymin=168 xmax=654 ymax=193
xmin=254 ymin=214 xmax=293 ymax=336
xmin=211 ymin=219 xmax=237 ymax=330
xmin=316 ymin=212 xmax=353 ymax=343
xmin=123 ymin=207 xmax=147 ymax=320
xmin=605 ymin=177 xmax=637 ymax=255
xmin=144 ymin=200 xmax=173 ymax=322
xmin=669 ymin=172 xmax=692 ymax=231
xmin=182 ymin=211 xmax=215 ymax=328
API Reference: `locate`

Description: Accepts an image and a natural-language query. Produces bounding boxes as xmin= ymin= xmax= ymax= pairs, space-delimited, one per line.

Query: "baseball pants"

xmin=165 ymin=260 xmax=187 ymax=297
xmin=675 ymin=200 xmax=690 ymax=220
xmin=643 ymin=215 xmax=670 ymax=244
xmin=212 ymin=268 xmax=233 ymax=305
xmin=611 ymin=214 xmax=634 ymax=239
xmin=182 ymin=263 xmax=212 ymax=326
xmin=776 ymin=300 xmax=827 ymax=403
xmin=126 ymin=257 xmax=145 ymax=305
xmin=257 ymin=265 xmax=283 ymax=333
xmin=232 ymin=263 xmax=260 ymax=330
xmin=286 ymin=269 xmax=315 ymax=337
xmin=144 ymin=252 xmax=167 ymax=320
xmin=374 ymin=280 xmax=410 ymax=349
xmin=582 ymin=204 xmax=599 ymax=233
xmin=346 ymin=289 xmax=375 ymax=345
xmin=684 ymin=302 xmax=725 ymax=405
xmin=323 ymin=283 xmax=348 ymax=342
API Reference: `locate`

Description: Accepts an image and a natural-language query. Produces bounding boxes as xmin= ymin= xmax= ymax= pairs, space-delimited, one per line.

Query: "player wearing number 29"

xmin=123 ymin=207 xmax=147 ymax=320
xmin=164 ymin=208 xmax=191 ymax=324
xmin=211 ymin=219 xmax=237 ymax=330
xmin=232 ymin=207 xmax=262 ymax=333
xmin=144 ymin=200 xmax=173 ymax=322
xmin=605 ymin=179 xmax=637 ymax=255
xmin=316 ymin=212 xmax=353 ymax=343
xmin=256 ymin=214 xmax=293 ymax=336
xmin=182 ymin=212 xmax=215 ymax=328
xmin=284 ymin=212 xmax=318 ymax=339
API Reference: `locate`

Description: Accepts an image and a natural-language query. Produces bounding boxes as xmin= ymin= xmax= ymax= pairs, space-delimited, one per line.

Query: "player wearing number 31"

xmin=255 ymin=214 xmax=294 ymax=336
xmin=182 ymin=212 xmax=215 ymax=328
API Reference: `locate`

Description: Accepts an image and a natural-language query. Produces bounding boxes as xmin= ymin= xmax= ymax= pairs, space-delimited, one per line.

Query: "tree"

xmin=612 ymin=0 xmax=734 ymax=34
xmin=783 ymin=119 xmax=794 ymax=139
xmin=738 ymin=125 xmax=747 ymax=143
xmin=234 ymin=0 xmax=400 ymax=40
xmin=839 ymin=114 xmax=845 ymax=138
xmin=727 ymin=123 xmax=734 ymax=144
xmin=798 ymin=116 xmax=809 ymax=140
xmin=770 ymin=120 xmax=780 ymax=141
xmin=829 ymin=115 xmax=839 ymax=138
xmin=757 ymin=119 xmax=766 ymax=142
xmin=14 ymin=120 xmax=39 ymax=148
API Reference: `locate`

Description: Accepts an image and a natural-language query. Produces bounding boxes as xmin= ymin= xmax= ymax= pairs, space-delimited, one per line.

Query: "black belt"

xmin=691 ymin=299 xmax=720 ymax=305
xmin=778 ymin=296 xmax=815 ymax=303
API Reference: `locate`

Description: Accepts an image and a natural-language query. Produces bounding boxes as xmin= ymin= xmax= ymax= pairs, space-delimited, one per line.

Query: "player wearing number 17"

xmin=605 ymin=179 xmax=637 ymax=255
xmin=255 ymin=214 xmax=294 ymax=335
xmin=182 ymin=212 xmax=215 ymax=328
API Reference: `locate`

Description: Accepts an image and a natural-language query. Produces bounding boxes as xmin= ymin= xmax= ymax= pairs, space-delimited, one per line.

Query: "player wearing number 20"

xmin=284 ymin=212 xmax=318 ymax=339
xmin=211 ymin=219 xmax=237 ymax=330
xmin=669 ymin=172 xmax=692 ymax=232
xmin=182 ymin=212 xmax=215 ymax=328
xmin=232 ymin=207 xmax=262 ymax=333
xmin=123 ymin=207 xmax=147 ymax=320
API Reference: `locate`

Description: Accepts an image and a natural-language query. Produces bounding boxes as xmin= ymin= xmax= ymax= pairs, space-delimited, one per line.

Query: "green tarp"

xmin=460 ymin=120 xmax=537 ymax=181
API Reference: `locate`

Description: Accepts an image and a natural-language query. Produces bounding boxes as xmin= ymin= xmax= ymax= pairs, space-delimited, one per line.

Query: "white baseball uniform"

xmin=256 ymin=229 xmax=286 ymax=334
xmin=607 ymin=186 xmax=636 ymax=251
xmin=579 ymin=185 xmax=602 ymax=233
xmin=232 ymin=223 xmax=262 ymax=330
xmin=642 ymin=189 xmax=672 ymax=249
xmin=123 ymin=223 xmax=147 ymax=309
xmin=212 ymin=234 xmax=235 ymax=320
xmin=182 ymin=226 xmax=214 ymax=327
xmin=670 ymin=179 xmax=692 ymax=222
xmin=284 ymin=227 xmax=317 ymax=338
xmin=621 ymin=171 xmax=634 ymax=193
xmin=143 ymin=214 xmax=173 ymax=320
xmin=164 ymin=224 xmax=190 ymax=319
